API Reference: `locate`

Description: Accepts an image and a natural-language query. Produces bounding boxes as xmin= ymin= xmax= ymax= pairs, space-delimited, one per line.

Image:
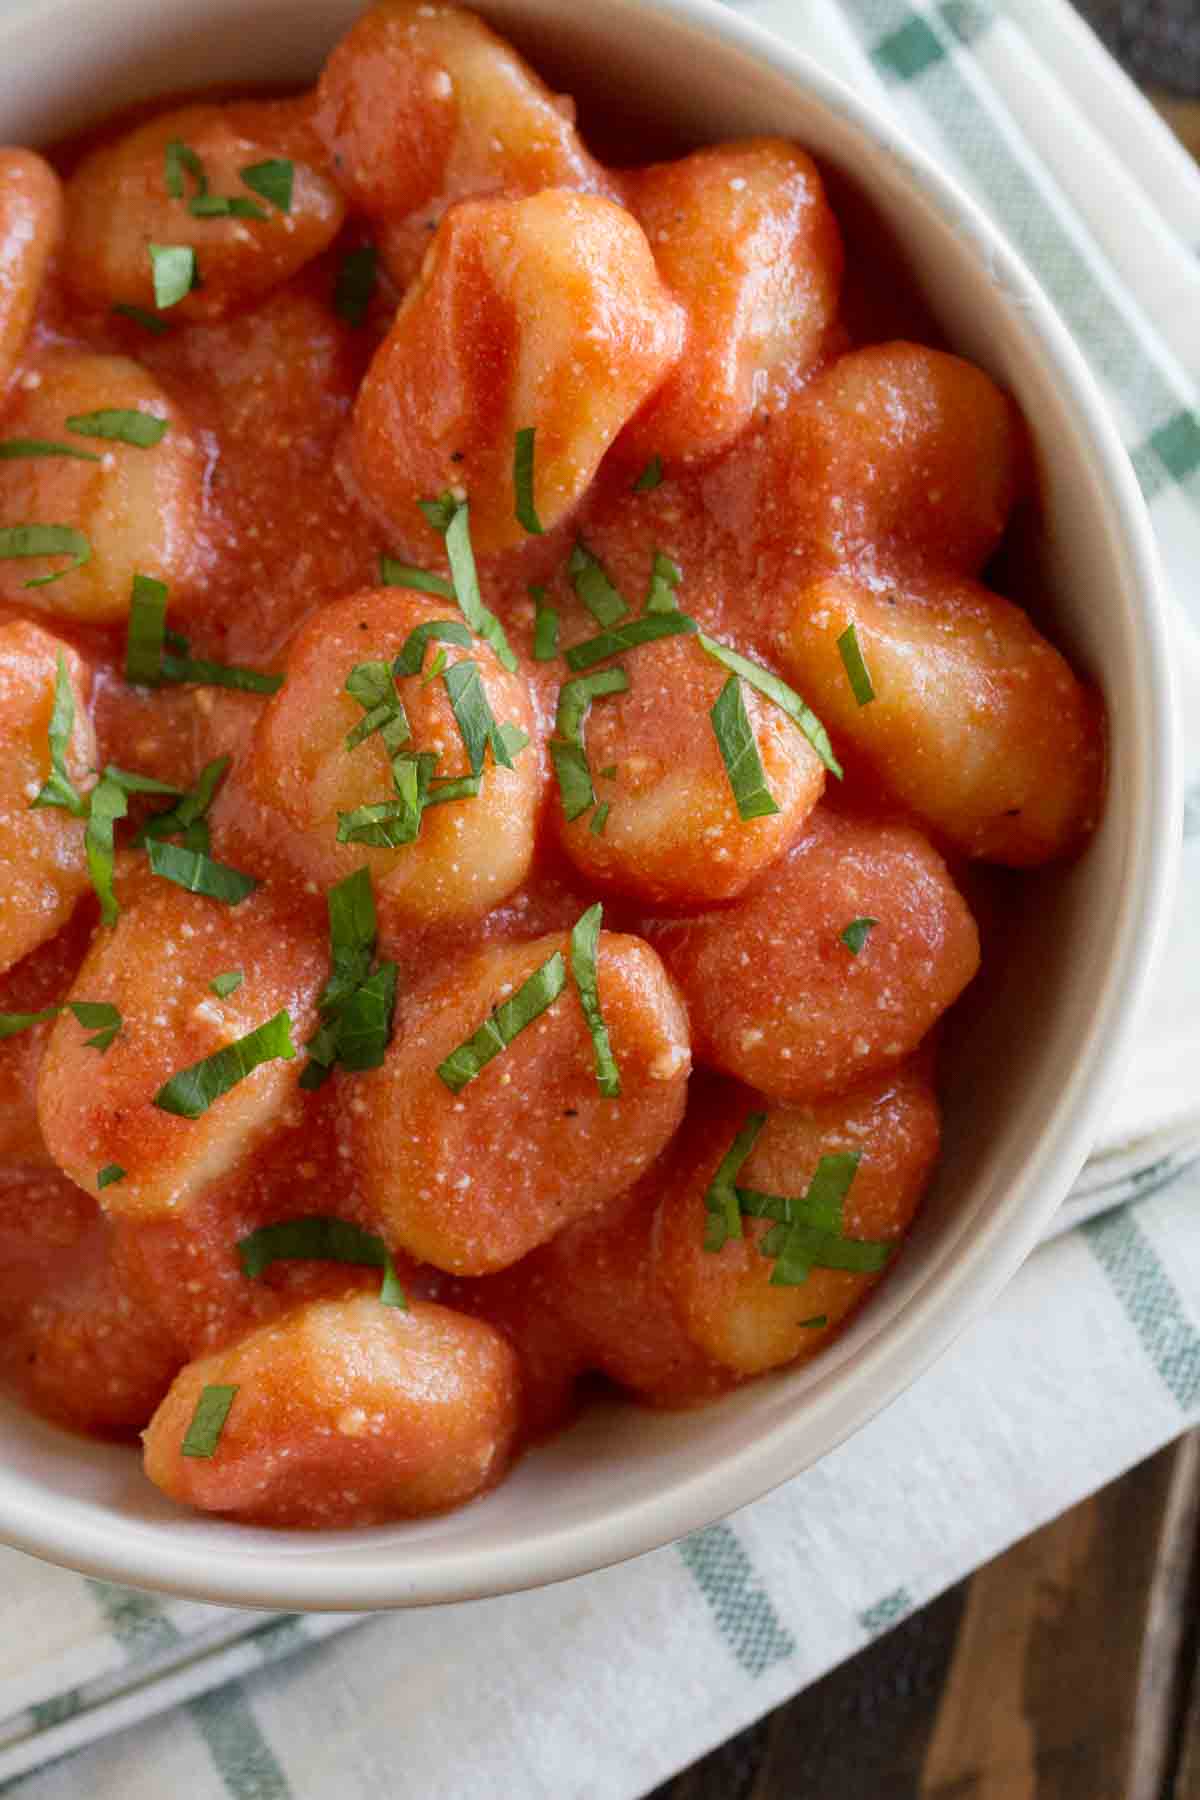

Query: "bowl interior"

xmin=0 ymin=0 xmax=1175 ymax=1608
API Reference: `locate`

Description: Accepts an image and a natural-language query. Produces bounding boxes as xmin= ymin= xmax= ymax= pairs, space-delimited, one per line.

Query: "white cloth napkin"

xmin=4 ymin=1 xmax=1200 ymax=1794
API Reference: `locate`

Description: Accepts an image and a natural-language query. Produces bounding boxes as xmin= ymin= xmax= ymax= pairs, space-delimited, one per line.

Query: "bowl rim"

xmin=0 ymin=0 xmax=1181 ymax=1611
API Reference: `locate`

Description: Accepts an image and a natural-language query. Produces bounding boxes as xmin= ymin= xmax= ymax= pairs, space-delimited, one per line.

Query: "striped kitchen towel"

xmin=3 ymin=1 xmax=1200 ymax=1795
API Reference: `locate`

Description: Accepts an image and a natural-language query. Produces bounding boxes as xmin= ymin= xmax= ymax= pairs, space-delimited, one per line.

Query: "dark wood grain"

xmin=655 ymin=1438 xmax=1200 ymax=1800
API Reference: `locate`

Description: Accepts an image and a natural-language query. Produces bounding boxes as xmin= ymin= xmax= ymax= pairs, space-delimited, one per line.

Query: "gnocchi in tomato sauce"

xmin=0 ymin=0 xmax=1104 ymax=1528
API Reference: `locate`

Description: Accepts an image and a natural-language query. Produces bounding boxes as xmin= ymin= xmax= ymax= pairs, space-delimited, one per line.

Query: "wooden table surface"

xmin=654 ymin=71 xmax=1200 ymax=1800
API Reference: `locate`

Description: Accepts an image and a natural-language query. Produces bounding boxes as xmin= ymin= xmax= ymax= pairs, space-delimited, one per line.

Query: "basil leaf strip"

xmin=0 ymin=1000 xmax=121 ymax=1050
xmin=97 ymin=1164 xmax=126 ymax=1189
xmin=703 ymin=1113 xmax=766 ymax=1251
xmin=551 ymin=666 xmax=629 ymax=823
xmin=379 ymin=555 xmax=454 ymax=599
xmin=154 ymin=1009 xmax=297 ymax=1117
xmin=531 ymin=586 xmax=559 ymax=661
xmin=443 ymin=659 xmax=514 ymax=777
xmin=0 ymin=524 xmax=90 ymax=588
xmin=564 ymin=609 xmax=696 ymax=673
xmin=837 ymin=623 xmax=876 ymax=706
xmin=181 ymin=1385 xmax=237 ymax=1458
xmin=210 ymin=971 xmax=243 ymax=998
xmin=66 ymin=409 xmax=168 ymax=448
xmin=645 ymin=551 xmax=682 ymax=614
xmin=112 ymin=303 xmax=170 ymax=335
xmin=633 ymin=455 xmax=663 ymax=493
xmin=513 ymin=426 xmax=543 ymax=535
xmin=391 ymin=618 xmax=473 ymax=677
xmin=133 ymin=756 xmax=230 ymax=848
xmin=30 ymin=652 xmax=86 ymax=816
xmin=710 ymin=676 xmax=780 ymax=822
xmin=148 ymin=243 xmax=197 ymax=310
xmin=437 ymin=950 xmax=567 ymax=1092
xmin=424 ymin=495 xmax=518 ymax=672
xmin=333 ymin=246 xmax=377 ymax=327
xmin=840 ymin=917 xmax=878 ymax=956
xmin=568 ymin=542 xmax=629 ymax=627
xmin=239 ymin=158 xmax=294 ymax=213
xmin=146 ymin=838 xmax=258 ymax=904
xmin=237 ymin=1214 xmax=406 ymax=1310
xmin=85 ymin=774 xmax=129 ymax=926
xmin=0 ymin=438 xmax=100 ymax=462
xmin=697 ymin=633 xmax=842 ymax=778
xmin=570 ymin=903 xmax=619 ymax=1098
xmin=125 ymin=573 xmax=169 ymax=685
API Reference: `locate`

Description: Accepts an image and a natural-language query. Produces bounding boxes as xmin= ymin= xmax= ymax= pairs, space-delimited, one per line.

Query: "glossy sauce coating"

xmin=0 ymin=2 xmax=1105 ymax=1529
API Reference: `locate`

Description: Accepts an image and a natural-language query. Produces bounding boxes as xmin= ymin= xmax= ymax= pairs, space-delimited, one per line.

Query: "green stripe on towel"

xmin=1082 ymin=1211 xmax=1200 ymax=1411
xmin=677 ymin=1523 xmax=796 ymax=1675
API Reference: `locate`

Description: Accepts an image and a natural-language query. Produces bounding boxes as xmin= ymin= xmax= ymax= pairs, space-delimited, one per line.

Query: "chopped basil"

xmin=633 ymin=455 xmax=664 ymax=493
xmin=189 ymin=191 xmax=267 ymax=220
xmin=436 ymin=950 xmax=567 ymax=1092
xmin=697 ymin=633 xmax=841 ymax=778
xmin=344 ymin=660 xmax=410 ymax=754
xmin=840 ymin=917 xmax=878 ymax=956
xmin=112 ymin=302 xmax=170 ymax=335
xmin=432 ymin=496 xmax=519 ymax=672
xmin=570 ymin=903 xmax=619 ymax=1098
xmin=333 ymin=245 xmax=377 ymax=327
xmin=497 ymin=722 xmax=529 ymax=758
xmin=154 ymin=1009 xmax=296 ymax=1117
xmin=181 ymin=1384 xmax=237 ymax=1459
xmin=84 ymin=773 xmax=128 ymax=927
xmin=417 ymin=493 xmax=458 ymax=533
xmin=645 ymin=550 xmax=683 ymax=614
xmin=210 ymin=971 xmax=243 ymax=998
xmin=237 ymin=1214 xmax=406 ymax=1309
xmin=335 ymin=761 xmax=431 ymax=848
xmin=97 ymin=1163 xmax=126 ymax=1190
xmin=66 ymin=408 xmax=169 ymax=449
xmin=327 ymin=961 xmax=397 ymax=1071
xmin=799 ymin=1315 xmax=829 ymax=1329
xmin=555 ymin=666 xmax=629 ymax=745
xmin=146 ymin=838 xmax=258 ymax=904
xmin=29 ymin=652 xmax=87 ymax=816
xmin=424 ymin=772 xmax=481 ymax=807
xmin=735 ymin=1152 xmax=892 ymax=1288
xmin=133 ymin=756 xmax=230 ymax=850
xmin=568 ymin=541 xmax=629 ymax=627
xmin=711 ymin=676 xmax=780 ymax=822
xmin=379 ymin=555 xmax=454 ymax=599
xmin=589 ymin=800 xmax=610 ymax=836
xmin=443 ymin=660 xmax=514 ymax=777
xmin=837 ymin=623 xmax=875 ymax=706
xmin=101 ymin=765 xmax=183 ymax=798
xmin=551 ymin=666 xmax=629 ymax=823
xmin=148 ymin=243 xmax=197 ymax=310
xmin=300 ymin=868 xmax=398 ymax=1085
xmin=513 ymin=427 xmax=543 ymax=535
xmin=65 ymin=999 xmax=122 ymax=1052
xmin=391 ymin=618 xmax=473 ymax=677
xmin=239 ymin=158 xmax=294 ymax=213
xmin=159 ymin=630 xmax=283 ymax=694
xmin=531 ymin=587 xmax=559 ymax=661
xmin=0 ymin=1006 xmax=60 ymax=1039
xmin=549 ymin=740 xmax=594 ymax=823
xmin=703 ymin=1113 xmax=766 ymax=1251
xmin=423 ymin=649 xmax=448 ymax=684
xmin=125 ymin=573 xmax=169 ymax=685
xmin=316 ymin=866 xmax=375 ymax=1012
xmin=164 ymin=137 xmax=206 ymax=200
xmin=564 ymin=608 xmax=697 ymax=673
xmin=0 ymin=438 xmax=100 ymax=462
xmin=0 ymin=524 xmax=91 ymax=588
xmin=0 ymin=999 xmax=121 ymax=1050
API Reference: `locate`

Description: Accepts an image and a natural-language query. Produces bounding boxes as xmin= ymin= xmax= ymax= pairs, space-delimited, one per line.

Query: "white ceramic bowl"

xmin=0 ymin=0 xmax=1178 ymax=1610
